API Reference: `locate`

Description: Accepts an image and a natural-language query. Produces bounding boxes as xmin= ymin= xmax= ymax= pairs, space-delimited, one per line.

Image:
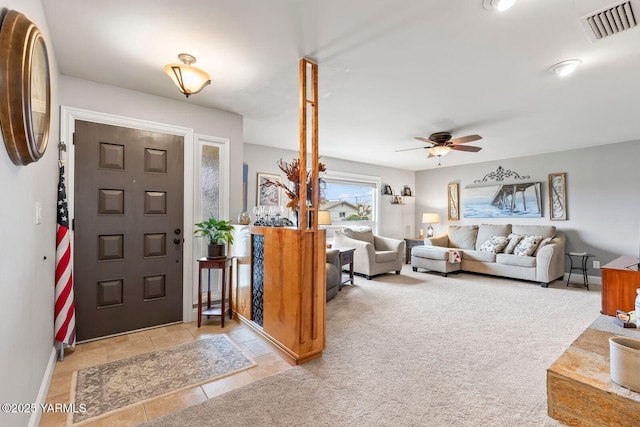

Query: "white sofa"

xmin=410 ymin=224 xmax=565 ymax=287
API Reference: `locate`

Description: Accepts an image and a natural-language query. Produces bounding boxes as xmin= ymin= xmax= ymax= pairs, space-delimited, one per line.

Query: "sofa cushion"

xmin=375 ymin=250 xmax=398 ymax=263
xmin=504 ymin=233 xmax=523 ymax=254
xmin=512 ymin=225 xmax=556 ymax=239
xmin=448 ymin=225 xmax=478 ymax=249
xmin=478 ymin=236 xmax=509 ymax=254
xmin=514 ymin=235 xmax=543 ymax=256
xmin=341 ymin=226 xmax=374 ymax=245
xmin=475 ymin=224 xmax=512 ymax=250
xmin=533 ymin=236 xmax=554 ymax=255
xmin=496 ymin=253 xmax=537 ymax=268
xmin=412 ymin=245 xmax=450 ymax=261
xmin=462 ymin=249 xmax=497 ymax=263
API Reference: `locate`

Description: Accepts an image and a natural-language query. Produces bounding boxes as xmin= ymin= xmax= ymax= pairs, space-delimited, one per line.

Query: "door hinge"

xmin=72 ymin=132 xmax=76 ymax=145
xmin=72 ymin=218 xmax=75 ymax=231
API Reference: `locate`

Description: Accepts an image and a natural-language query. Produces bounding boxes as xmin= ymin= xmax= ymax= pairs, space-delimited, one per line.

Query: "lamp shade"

xmin=422 ymin=213 xmax=439 ymax=224
xmin=318 ymin=210 xmax=332 ymax=225
xmin=164 ymin=53 xmax=211 ymax=97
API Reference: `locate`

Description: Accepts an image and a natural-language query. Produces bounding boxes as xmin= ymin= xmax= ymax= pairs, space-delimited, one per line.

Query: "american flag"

xmin=55 ymin=165 xmax=76 ymax=346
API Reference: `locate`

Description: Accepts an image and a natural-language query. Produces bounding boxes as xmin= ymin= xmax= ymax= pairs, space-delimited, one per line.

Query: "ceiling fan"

xmin=396 ymin=132 xmax=483 ymax=158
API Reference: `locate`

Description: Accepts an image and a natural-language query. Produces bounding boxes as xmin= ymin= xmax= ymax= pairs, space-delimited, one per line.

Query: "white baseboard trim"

xmin=28 ymin=346 xmax=57 ymax=427
xmin=562 ymin=273 xmax=602 ymax=287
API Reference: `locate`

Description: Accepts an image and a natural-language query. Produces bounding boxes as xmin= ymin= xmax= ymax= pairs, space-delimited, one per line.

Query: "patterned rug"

xmin=71 ymin=334 xmax=255 ymax=424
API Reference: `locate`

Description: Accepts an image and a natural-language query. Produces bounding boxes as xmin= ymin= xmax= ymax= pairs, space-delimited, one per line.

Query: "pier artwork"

xmin=463 ymin=182 xmax=542 ymax=218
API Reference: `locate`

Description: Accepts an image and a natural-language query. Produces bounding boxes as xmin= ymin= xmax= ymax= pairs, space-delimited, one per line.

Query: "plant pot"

xmin=207 ymin=243 xmax=227 ymax=259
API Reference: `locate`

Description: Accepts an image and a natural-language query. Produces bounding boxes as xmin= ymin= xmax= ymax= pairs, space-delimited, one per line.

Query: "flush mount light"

xmin=163 ymin=53 xmax=211 ymax=97
xmin=483 ymin=0 xmax=517 ymax=12
xmin=429 ymin=146 xmax=451 ymax=157
xmin=550 ymin=59 xmax=582 ymax=77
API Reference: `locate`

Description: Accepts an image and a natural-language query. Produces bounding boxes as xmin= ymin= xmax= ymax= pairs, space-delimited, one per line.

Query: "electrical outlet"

xmin=593 ymin=260 xmax=600 ymax=269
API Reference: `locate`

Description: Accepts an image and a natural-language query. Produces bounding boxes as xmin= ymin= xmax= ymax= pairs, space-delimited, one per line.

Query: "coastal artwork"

xmin=463 ymin=182 xmax=542 ymax=218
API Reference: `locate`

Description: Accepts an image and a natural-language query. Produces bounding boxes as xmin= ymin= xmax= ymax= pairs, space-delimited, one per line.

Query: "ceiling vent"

xmin=580 ymin=0 xmax=639 ymax=42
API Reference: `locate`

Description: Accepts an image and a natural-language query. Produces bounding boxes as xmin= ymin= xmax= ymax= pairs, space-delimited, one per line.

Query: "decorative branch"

xmin=261 ymin=158 xmax=326 ymax=210
xmin=473 ymin=166 xmax=530 ymax=183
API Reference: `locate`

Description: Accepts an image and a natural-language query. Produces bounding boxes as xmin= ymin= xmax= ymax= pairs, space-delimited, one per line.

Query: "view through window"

xmin=320 ymin=174 xmax=378 ymax=236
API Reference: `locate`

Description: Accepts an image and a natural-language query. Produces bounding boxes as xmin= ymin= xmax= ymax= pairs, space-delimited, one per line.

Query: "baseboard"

xmin=562 ymin=273 xmax=602 ymax=287
xmin=28 ymin=346 xmax=57 ymax=427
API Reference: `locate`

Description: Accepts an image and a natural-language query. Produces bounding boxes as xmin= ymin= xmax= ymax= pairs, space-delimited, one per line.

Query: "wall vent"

xmin=580 ymin=0 xmax=639 ymax=42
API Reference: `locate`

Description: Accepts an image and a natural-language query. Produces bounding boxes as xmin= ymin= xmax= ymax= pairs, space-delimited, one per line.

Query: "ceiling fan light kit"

xmin=550 ymin=59 xmax=582 ymax=77
xmin=483 ymin=0 xmax=517 ymax=12
xmin=163 ymin=53 xmax=211 ymax=97
xmin=429 ymin=146 xmax=451 ymax=157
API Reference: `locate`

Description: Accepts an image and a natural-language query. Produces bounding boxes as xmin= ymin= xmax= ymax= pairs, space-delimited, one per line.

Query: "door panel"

xmin=74 ymin=120 xmax=184 ymax=341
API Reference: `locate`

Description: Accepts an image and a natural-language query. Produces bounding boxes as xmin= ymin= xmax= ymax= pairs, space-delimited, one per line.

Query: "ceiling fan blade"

xmin=414 ymin=136 xmax=434 ymax=145
xmin=395 ymin=146 xmax=427 ymax=152
xmin=449 ymin=134 xmax=482 ymax=145
xmin=450 ymin=145 xmax=482 ymax=152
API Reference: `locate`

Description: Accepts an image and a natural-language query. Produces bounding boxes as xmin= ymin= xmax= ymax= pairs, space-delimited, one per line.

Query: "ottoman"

xmin=411 ymin=245 xmax=461 ymax=277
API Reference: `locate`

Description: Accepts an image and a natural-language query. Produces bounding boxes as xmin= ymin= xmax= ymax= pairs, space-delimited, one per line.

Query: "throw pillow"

xmin=514 ymin=235 xmax=543 ymax=256
xmin=478 ymin=236 xmax=509 ymax=253
xmin=504 ymin=233 xmax=523 ymax=254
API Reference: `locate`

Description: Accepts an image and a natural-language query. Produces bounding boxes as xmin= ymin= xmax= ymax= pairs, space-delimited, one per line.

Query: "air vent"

xmin=580 ymin=0 xmax=639 ymax=42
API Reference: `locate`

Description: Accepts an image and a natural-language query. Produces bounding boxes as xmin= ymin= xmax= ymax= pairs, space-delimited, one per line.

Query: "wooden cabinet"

xmin=232 ymin=226 xmax=326 ymax=365
xmin=600 ymin=256 xmax=640 ymax=315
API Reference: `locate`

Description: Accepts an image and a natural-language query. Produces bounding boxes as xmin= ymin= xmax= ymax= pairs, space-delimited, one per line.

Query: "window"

xmin=320 ymin=171 xmax=380 ymax=238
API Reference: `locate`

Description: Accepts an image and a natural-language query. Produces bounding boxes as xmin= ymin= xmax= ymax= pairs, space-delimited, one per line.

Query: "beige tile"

xmin=47 ymin=369 xmax=73 ymax=399
xmin=125 ymin=326 xmax=170 ymax=341
xmin=187 ymin=323 xmax=223 ymax=340
xmin=54 ymin=347 xmax=108 ymax=375
xmin=81 ymin=404 xmax=146 ymax=427
xmin=201 ymin=370 xmax=256 ymax=398
xmin=106 ymin=337 xmax=154 ymax=362
xmin=144 ymin=387 xmax=208 ymax=420
xmin=247 ymin=353 xmax=292 ymax=381
xmin=149 ymin=329 xmax=195 ymax=350
xmin=239 ymin=338 xmax=273 ymax=358
xmin=227 ymin=327 xmax=260 ymax=344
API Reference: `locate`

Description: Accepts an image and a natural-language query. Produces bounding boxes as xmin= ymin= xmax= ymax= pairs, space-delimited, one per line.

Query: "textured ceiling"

xmin=41 ymin=0 xmax=640 ymax=170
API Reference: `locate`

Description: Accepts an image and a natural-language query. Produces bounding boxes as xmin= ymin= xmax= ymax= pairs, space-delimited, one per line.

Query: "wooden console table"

xmin=547 ymin=321 xmax=640 ymax=425
xmin=600 ymin=255 xmax=640 ymax=316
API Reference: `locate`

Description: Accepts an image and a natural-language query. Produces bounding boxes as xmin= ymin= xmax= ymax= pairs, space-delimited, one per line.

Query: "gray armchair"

xmin=333 ymin=227 xmax=405 ymax=280
xmin=326 ymin=249 xmax=341 ymax=301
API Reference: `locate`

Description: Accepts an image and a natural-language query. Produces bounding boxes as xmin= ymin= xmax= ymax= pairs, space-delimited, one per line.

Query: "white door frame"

xmin=60 ymin=106 xmax=199 ymax=324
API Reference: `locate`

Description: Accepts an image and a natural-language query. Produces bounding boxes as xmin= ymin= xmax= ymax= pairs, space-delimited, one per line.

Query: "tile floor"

xmin=39 ymin=319 xmax=292 ymax=427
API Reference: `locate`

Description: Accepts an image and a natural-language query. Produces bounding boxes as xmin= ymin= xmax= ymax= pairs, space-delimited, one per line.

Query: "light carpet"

xmin=141 ymin=267 xmax=601 ymax=426
xmin=71 ymin=334 xmax=255 ymax=424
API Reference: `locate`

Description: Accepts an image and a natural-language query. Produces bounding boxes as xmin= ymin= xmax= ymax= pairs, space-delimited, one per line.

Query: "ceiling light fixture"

xmin=429 ymin=146 xmax=451 ymax=157
xmin=550 ymin=59 xmax=582 ymax=77
xmin=163 ymin=53 xmax=211 ymax=97
xmin=483 ymin=0 xmax=517 ymax=12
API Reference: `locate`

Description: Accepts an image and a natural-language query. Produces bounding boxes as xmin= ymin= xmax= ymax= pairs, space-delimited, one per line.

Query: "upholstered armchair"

xmin=326 ymin=249 xmax=341 ymax=301
xmin=333 ymin=227 xmax=405 ymax=279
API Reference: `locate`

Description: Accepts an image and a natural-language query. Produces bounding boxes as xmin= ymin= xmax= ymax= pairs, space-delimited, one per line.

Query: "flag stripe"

xmin=55 ymin=165 xmax=76 ymax=346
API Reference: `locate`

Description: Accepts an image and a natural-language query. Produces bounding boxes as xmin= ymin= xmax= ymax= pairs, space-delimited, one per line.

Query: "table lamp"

xmin=422 ymin=213 xmax=439 ymax=237
xmin=318 ymin=210 xmax=332 ymax=226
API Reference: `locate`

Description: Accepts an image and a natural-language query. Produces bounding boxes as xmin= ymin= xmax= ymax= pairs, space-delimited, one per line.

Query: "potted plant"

xmin=194 ymin=217 xmax=235 ymax=259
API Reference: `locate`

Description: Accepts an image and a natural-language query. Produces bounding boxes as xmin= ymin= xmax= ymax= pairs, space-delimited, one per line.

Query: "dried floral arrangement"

xmin=261 ymin=158 xmax=326 ymax=211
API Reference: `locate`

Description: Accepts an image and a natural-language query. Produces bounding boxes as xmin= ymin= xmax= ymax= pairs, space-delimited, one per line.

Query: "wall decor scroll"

xmin=448 ymin=183 xmax=459 ymax=220
xmin=548 ymin=173 xmax=567 ymax=220
xmin=473 ymin=166 xmax=530 ymax=184
xmin=0 ymin=10 xmax=51 ymax=165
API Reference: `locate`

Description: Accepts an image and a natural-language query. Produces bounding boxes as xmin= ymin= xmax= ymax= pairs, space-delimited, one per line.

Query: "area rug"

xmin=71 ymin=334 xmax=255 ymax=424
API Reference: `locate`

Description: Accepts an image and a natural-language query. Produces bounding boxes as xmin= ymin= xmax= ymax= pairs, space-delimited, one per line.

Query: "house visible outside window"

xmin=320 ymin=171 xmax=380 ymax=238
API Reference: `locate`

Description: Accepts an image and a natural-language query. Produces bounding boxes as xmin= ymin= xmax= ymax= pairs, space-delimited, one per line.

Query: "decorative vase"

xmin=238 ymin=211 xmax=251 ymax=225
xmin=207 ymin=243 xmax=226 ymax=259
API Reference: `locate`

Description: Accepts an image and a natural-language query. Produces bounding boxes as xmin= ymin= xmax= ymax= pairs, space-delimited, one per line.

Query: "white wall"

xmin=415 ymin=140 xmax=640 ymax=276
xmin=243 ymin=143 xmax=415 ymax=239
xmin=0 ymin=3 xmax=60 ymax=427
xmin=59 ymin=75 xmax=244 ymax=217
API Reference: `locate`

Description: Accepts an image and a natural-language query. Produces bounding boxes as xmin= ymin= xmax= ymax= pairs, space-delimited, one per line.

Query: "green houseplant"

xmin=194 ymin=217 xmax=235 ymax=259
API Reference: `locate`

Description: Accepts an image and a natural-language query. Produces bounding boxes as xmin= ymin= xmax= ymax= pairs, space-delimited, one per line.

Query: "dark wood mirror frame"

xmin=0 ymin=10 xmax=51 ymax=166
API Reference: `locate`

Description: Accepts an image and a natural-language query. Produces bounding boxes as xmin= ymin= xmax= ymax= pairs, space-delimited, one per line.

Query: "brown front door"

xmin=73 ymin=120 xmax=184 ymax=341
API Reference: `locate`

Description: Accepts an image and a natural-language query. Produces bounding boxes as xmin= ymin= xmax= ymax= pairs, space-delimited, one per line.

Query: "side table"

xmin=334 ymin=247 xmax=355 ymax=289
xmin=197 ymin=257 xmax=233 ymax=327
xmin=566 ymin=252 xmax=593 ymax=290
xmin=404 ymin=238 xmax=424 ymax=264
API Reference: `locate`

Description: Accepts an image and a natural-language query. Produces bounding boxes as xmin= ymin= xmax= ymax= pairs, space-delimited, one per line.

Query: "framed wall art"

xmin=257 ymin=173 xmax=281 ymax=206
xmin=548 ymin=173 xmax=567 ymax=220
xmin=463 ymin=182 xmax=542 ymax=218
xmin=448 ymin=183 xmax=459 ymax=220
